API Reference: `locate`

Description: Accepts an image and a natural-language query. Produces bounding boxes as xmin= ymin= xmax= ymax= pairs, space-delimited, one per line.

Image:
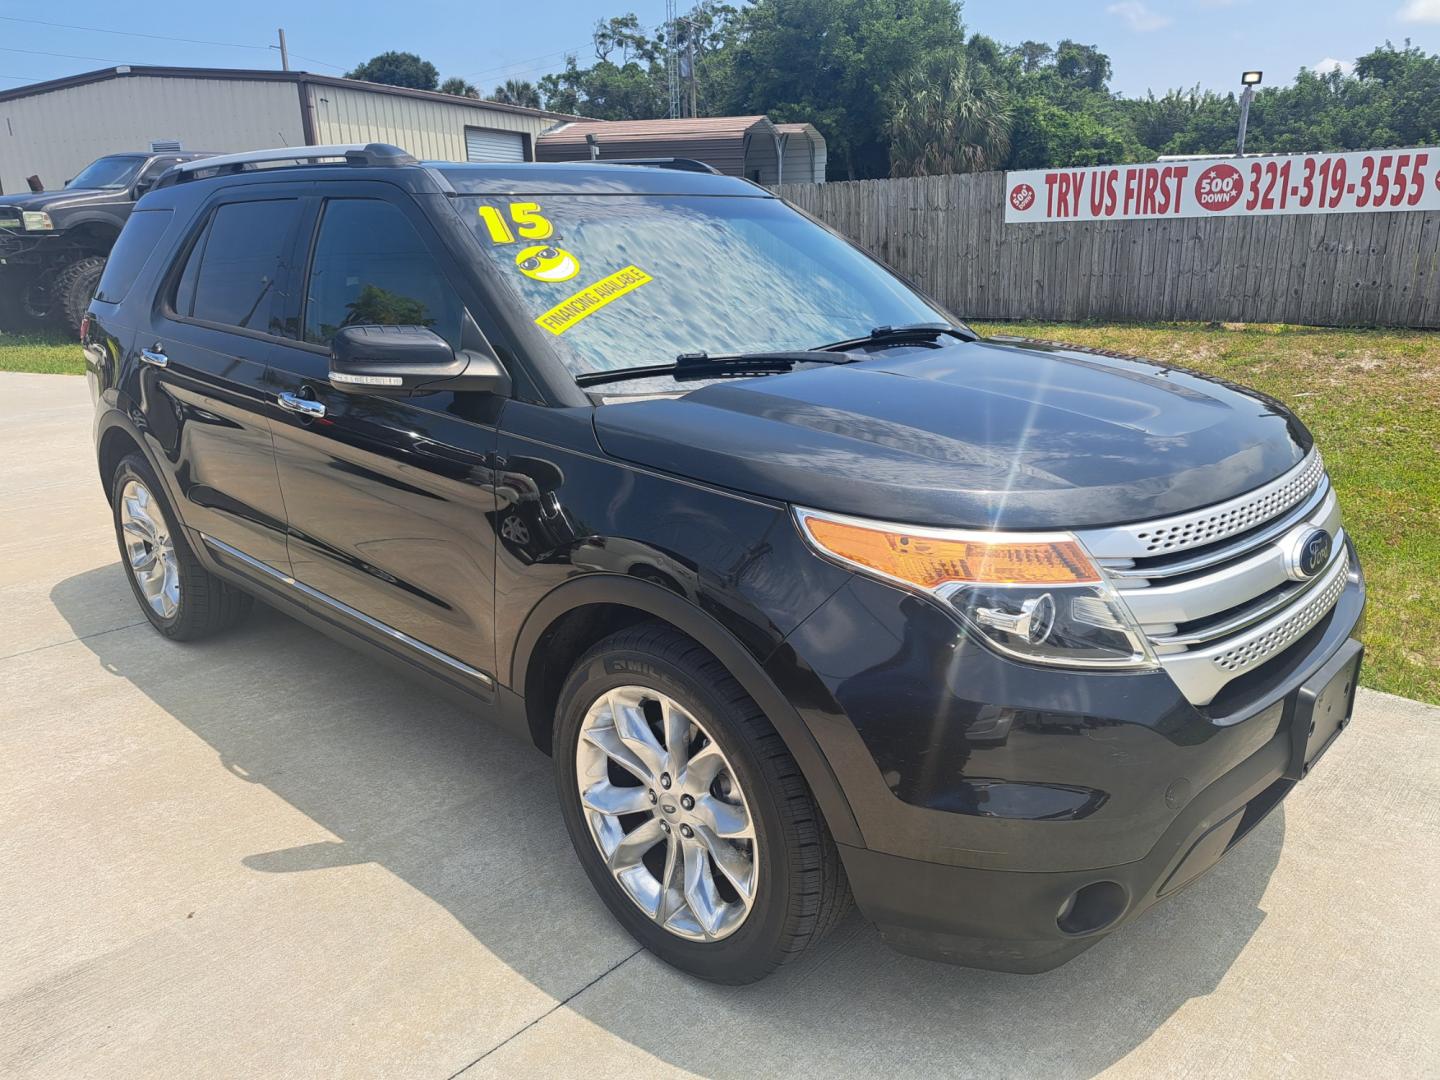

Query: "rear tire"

xmin=553 ymin=621 xmax=850 ymax=983
xmin=110 ymin=453 xmax=252 ymax=641
xmin=52 ymin=254 xmax=106 ymax=333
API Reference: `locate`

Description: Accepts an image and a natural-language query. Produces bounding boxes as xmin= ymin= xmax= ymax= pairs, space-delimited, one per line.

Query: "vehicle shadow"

xmin=51 ymin=563 xmax=1282 ymax=1078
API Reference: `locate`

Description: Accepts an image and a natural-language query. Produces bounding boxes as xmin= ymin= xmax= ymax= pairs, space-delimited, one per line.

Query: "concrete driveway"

xmin=1 ymin=370 xmax=1436 ymax=1079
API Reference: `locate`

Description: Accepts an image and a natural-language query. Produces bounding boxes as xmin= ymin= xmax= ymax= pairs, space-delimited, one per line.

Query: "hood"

xmin=592 ymin=339 xmax=1312 ymax=530
xmin=0 ymin=188 xmax=123 ymax=215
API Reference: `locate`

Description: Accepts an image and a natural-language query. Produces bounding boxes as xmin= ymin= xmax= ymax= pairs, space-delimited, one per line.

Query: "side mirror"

xmin=132 ymin=179 xmax=155 ymax=199
xmin=329 ymin=325 xmax=510 ymax=397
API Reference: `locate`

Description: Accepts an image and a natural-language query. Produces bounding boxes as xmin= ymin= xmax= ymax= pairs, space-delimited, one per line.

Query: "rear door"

xmin=136 ymin=190 xmax=303 ymax=571
xmin=265 ymin=187 xmax=502 ymax=686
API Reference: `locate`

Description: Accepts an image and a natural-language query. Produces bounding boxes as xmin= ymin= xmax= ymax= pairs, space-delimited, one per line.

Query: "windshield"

xmin=459 ymin=194 xmax=946 ymax=379
xmin=67 ymin=156 xmax=144 ymax=190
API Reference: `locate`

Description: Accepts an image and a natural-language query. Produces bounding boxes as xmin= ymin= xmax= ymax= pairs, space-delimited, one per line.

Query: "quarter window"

xmin=303 ymin=199 xmax=463 ymax=348
xmin=95 ymin=209 xmax=172 ymax=304
xmin=177 ymin=199 xmax=300 ymax=331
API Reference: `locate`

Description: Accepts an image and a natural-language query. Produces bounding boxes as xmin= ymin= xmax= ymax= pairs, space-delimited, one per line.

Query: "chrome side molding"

xmin=200 ymin=534 xmax=494 ymax=687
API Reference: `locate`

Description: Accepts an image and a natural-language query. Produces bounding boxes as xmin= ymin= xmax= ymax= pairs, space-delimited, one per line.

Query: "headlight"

xmin=21 ymin=211 xmax=53 ymax=231
xmin=794 ymin=507 xmax=1156 ymax=670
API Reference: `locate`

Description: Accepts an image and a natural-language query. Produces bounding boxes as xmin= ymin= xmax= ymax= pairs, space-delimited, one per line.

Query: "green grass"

xmin=3 ymin=321 xmax=1436 ymax=703
xmin=973 ymin=321 xmax=1440 ymax=705
xmin=0 ymin=329 xmax=84 ymax=375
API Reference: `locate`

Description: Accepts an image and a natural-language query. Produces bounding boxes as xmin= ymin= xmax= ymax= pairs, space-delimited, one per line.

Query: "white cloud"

xmin=1398 ymin=0 xmax=1440 ymax=22
xmin=1313 ymin=57 xmax=1355 ymax=75
xmin=1106 ymin=1 xmax=1173 ymax=31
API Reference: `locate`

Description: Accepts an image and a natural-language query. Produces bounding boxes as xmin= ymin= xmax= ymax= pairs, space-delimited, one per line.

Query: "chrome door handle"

xmin=277 ymin=392 xmax=326 ymax=419
xmin=139 ymin=348 xmax=168 ymax=368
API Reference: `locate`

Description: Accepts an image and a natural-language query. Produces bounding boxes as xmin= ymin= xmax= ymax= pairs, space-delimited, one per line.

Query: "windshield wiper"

xmin=575 ymin=350 xmax=861 ymax=388
xmin=815 ymin=322 xmax=976 ymax=352
xmin=573 ymin=323 xmax=974 ymax=389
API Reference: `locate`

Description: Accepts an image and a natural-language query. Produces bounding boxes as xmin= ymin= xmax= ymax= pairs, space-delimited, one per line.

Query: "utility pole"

xmin=686 ymin=28 xmax=696 ymax=118
xmin=1236 ymin=70 xmax=1262 ymax=155
xmin=277 ymin=28 xmax=290 ymax=72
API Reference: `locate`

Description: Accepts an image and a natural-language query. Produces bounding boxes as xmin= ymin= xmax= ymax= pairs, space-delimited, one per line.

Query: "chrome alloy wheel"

xmin=576 ymin=686 xmax=759 ymax=941
xmin=119 ymin=479 xmax=180 ymax=619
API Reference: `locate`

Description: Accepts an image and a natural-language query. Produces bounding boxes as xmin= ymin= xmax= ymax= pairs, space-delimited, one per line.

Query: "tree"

xmin=593 ymin=13 xmax=660 ymax=65
xmin=490 ymin=79 xmax=542 ymax=109
xmin=1053 ymin=41 xmax=1111 ymax=94
xmin=1015 ymin=41 xmax=1053 ymax=74
xmin=888 ymin=55 xmax=1010 ymax=176
xmin=974 ymin=36 xmax=1144 ymax=168
xmin=1148 ymin=42 xmax=1440 ymax=156
xmin=540 ymin=57 xmax=667 ymax=119
xmin=537 ymin=6 xmax=736 ymax=119
xmin=440 ymin=77 xmax=479 ymax=98
xmin=539 ymin=13 xmax=668 ymax=118
xmin=1006 ymin=95 xmax=1142 ymax=167
xmin=719 ymin=0 xmax=970 ymax=179
xmin=1123 ymin=87 xmax=1215 ymax=150
xmin=346 ymin=51 xmax=439 ymax=91
xmin=526 ymin=9 xmax=1440 ymax=172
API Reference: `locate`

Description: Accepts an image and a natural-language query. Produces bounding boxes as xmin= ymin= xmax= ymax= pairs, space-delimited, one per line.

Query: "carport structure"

xmin=535 ymin=115 xmax=827 ymax=183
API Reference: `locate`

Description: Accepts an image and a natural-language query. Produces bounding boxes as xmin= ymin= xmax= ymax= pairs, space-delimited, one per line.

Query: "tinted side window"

xmin=303 ymin=199 xmax=463 ymax=348
xmin=173 ymin=223 xmax=205 ymax=318
xmin=187 ymin=199 xmax=299 ymax=331
xmin=95 ymin=209 xmax=172 ymax=303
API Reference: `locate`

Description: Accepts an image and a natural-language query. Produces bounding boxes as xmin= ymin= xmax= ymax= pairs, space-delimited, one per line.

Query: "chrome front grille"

xmin=1078 ymin=450 xmax=1350 ymax=708
xmin=1081 ymin=450 xmax=1326 ymax=558
xmin=1209 ymin=552 xmax=1350 ymax=673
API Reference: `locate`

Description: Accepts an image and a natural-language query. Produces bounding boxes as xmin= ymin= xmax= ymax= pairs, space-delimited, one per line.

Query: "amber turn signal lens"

xmin=802 ymin=516 xmax=1100 ymax=588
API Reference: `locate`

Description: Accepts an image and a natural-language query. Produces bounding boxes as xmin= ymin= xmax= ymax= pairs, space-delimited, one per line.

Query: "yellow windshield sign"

xmin=534 ymin=265 xmax=653 ymax=335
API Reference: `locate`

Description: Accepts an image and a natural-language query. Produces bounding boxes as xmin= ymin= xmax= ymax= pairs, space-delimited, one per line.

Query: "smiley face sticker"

xmin=516 ymin=244 xmax=580 ymax=283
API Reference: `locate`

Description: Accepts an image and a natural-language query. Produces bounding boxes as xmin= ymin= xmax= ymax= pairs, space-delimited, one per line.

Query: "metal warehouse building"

xmin=0 ymin=65 xmax=579 ymax=195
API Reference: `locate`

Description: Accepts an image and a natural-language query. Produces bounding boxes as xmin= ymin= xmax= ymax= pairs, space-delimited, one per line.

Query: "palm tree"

xmin=490 ymin=79 xmax=543 ymax=110
xmin=439 ymin=76 xmax=479 ymax=98
xmin=887 ymin=56 xmax=1012 ymax=177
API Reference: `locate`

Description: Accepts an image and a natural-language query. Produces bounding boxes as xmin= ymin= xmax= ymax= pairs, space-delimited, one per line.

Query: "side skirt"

xmin=195 ymin=531 xmax=530 ymax=739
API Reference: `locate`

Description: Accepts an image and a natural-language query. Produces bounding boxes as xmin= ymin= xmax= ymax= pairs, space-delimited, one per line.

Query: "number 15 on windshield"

xmin=477 ymin=203 xmax=554 ymax=244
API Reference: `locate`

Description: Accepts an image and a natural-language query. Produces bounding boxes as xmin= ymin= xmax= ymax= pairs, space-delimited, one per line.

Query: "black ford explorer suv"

xmin=84 ymin=144 xmax=1365 ymax=984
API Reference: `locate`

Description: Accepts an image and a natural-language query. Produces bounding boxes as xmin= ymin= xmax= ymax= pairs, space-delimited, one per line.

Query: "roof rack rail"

xmin=153 ymin=143 xmax=416 ymax=189
xmin=597 ymin=157 xmax=722 ymax=175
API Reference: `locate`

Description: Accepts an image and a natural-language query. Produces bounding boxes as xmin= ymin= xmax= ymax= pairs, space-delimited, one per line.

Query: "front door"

xmin=137 ymin=192 xmax=303 ymax=572
xmin=266 ymin=192 xmax=502 ymax=685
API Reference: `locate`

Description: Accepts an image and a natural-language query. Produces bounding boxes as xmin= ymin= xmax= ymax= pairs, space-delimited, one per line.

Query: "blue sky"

xmin=0 ymin=0 xmax=1435 ymax=100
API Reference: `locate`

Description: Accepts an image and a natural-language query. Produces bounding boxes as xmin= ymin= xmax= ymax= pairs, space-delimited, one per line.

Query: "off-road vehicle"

xmin=85 ymin=144 xmax=1365 ymax=983
xmin=0 ymin=148 xmax=214 ymax=331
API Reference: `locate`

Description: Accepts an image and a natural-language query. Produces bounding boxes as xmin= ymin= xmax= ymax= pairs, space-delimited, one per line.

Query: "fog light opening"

xmin=1056 ymin=881 xmax=1128 ymax=936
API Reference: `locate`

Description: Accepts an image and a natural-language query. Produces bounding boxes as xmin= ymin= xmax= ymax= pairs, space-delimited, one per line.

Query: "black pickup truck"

xmin=0 ymin=150 xmax=214 ymax=332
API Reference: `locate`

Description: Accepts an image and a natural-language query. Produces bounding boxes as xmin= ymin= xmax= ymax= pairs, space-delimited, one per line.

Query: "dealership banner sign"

xmin=1004 ymin=148 xmax=1440 ymax=223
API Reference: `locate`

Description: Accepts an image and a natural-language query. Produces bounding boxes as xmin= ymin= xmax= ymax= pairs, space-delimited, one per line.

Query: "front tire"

xmin=554 ymin=622 xmax=850 ymax=983
xmin=110 ymin=454 xmax=252 ymax=640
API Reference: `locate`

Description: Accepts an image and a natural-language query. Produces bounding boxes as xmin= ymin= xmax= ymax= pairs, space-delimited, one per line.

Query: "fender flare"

xmin=94 ymin=404 xmax=179 ymax=512
xmin=511 ymin=574 xmax=863 ymax=848
xmin=52 ymin=212 xmax=124 ymax=241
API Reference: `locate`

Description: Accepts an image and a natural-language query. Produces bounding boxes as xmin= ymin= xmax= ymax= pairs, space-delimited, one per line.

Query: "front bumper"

xmin=774 ymin=544 xmax=1366 ymax=972
xmin=0 ymin=228 xmax=68 ymax=265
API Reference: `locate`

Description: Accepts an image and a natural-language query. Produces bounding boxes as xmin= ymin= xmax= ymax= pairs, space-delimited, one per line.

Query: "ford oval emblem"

xmin=1286 ymin=527 xmax=1333 ymax=580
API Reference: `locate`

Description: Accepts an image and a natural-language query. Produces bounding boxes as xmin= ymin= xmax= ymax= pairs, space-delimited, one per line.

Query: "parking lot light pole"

xmin=1236 ymin=70 xmax=1262 ymax=156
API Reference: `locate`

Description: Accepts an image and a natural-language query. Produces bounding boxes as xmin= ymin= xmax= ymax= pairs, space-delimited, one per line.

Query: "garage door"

xmin=465 ymin=128 xmax=527 ymax=163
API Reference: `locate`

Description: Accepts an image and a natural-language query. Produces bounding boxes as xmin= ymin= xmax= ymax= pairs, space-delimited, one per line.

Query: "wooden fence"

xmin=774 ymin=172 xmax=1440 ymax=327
